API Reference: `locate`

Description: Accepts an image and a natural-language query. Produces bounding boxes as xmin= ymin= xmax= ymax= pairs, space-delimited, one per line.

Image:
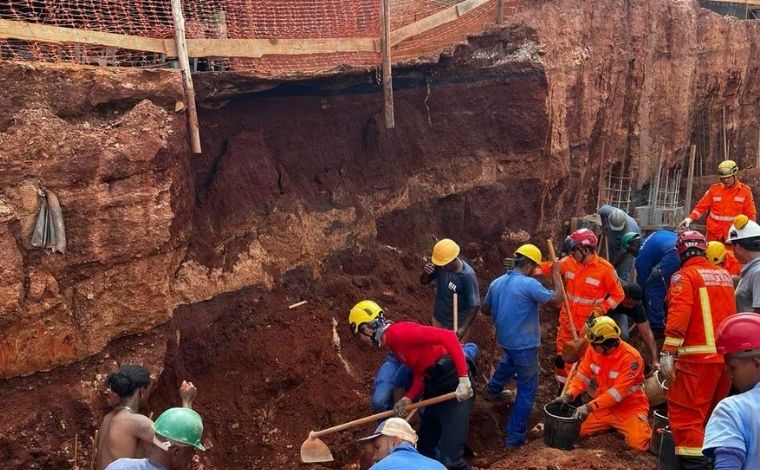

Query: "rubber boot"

xmin=678 ymin=456 xmax=713 ymax=470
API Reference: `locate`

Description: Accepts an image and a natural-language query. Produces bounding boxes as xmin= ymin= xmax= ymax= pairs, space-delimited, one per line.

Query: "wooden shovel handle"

xmin=452 ymin=292 xmax=459 ymax=333
xmin=546 ymin=239 xmax=579 ymax=341
xmin=561 ymin=362 xmax=579 ymax=395
xmin=309 ymin=392 xmax=457 ymax=438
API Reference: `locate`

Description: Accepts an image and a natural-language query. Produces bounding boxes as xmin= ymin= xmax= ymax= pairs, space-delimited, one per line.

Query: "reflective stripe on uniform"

xmin=585 ymin=277 xmax=600 ymax=286
xmin=567 ymin=294 xmax=598 ymax=305
xmin=608 ymin=370 xmax=619 ymax=379
xmin=664 ymin=336 xmax=684 ymax=347
xmin=675 ymin=446 xmax=705 ymax=457
xmin=709 ymin=212 xmax=735 ymax=222
xmin=608 ymin=387 xmax=623 ymax=402
xmin=734 ymin=197 xmax=745 ymax=202
xmin=565 ymin=272 xmax=576 ymax=280
xmin=577 ymin=372 xmax=591 ymax=385
xmin=604 ymin=297 xmax=619 ymax=309
xmin=554 ymin=374 xmax=567 ymax=384
xmin=630 ymin=384 xmax=642 ymax=392
xmin=590 ymin=364 xmax=601 ymax=374
xmin=678 ymin=287 xmax=717 ymax=355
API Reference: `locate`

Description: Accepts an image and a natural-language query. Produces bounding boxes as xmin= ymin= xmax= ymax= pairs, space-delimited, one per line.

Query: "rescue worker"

xmin=606 ymin=282 xmax=660 ymax=369
xmin=538 ymin=228 xmax=625 ymax=385
xmin=550 ymin=316 xmax=652 ymax=451
xmin=679 ymin=160 xmax=756 ymax=242
xmin=598 ymin=205 xmax=641 ymax=281
xmin=357 ymin=417 xmax=445 ymax=469
xmin=706 ymin=241 xmax=741 ymax=276
xmin=631 ymin=229 xmax=680 ymax=337
xmin=703 ymin=313 xmax=760 ymax=470
xmin=660 ymin=230 xmax=736 ymax=469
xmin=482 ymin=244 xmax=563 ymax=448
xmin=349 ymin=301 xmax=476 ymax=470
xmin=420 ymin=239 xmax=480 ymax=339
xmin=726 ymin=215 xmax=760 ymax=313
xmin=105 ymin=407 xmax=205 ymax=470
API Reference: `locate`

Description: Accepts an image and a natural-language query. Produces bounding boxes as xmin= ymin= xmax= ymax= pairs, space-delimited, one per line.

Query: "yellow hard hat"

xmin=585 ymin=316 xmax=621 ymax=343
xmin=348 ymin=300 xmax=383 ymax=334
xmin=514 ymin=244 xmax=542 ymax=265
xmin=717 ymin=160 xmax=738 ymax=177
xmin=431 ymin=239 xmax=460 ymax=266
xmin=706 ymin=241 xmax=727 ymax=265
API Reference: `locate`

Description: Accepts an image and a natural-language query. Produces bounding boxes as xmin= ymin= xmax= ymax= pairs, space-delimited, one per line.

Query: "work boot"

xmin=678 ymin=456 xmax=713 ymax=470
xmin=482 ymin=388 xmax=514 ymax=402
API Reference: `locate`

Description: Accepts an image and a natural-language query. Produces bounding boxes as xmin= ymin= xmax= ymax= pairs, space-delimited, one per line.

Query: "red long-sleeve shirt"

xmin=383 ymin=322 xmax=468 ymax=400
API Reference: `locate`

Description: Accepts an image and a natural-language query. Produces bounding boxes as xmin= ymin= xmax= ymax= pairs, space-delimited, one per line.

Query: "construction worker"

xmin=679 ymin=160 xmax=756 ymax=242
xmin=703 ymin=313 xmax=760 ymax=470
xmin=660 ymin=230 xmax=736 ymax=468
xmin=96 ymin=365 xmax=197 ymax=470
xmin=349 ymin=301 xmax=476 ymax=470
xmin=706 ymin=241 xmax=741 ymax=276
xmin=539 ymin=228 xmax=625 ymax=385
xmin=481 ymin=244 xmax=563 ymax=448
xmin=551 ymin=316 xmax=651 ymax=451
xmin=632 ymin=229 xmax=680 ymax=338
xmin=105 ymin=408 xmax=205 ymax=470
xmin=598 ymin=205 xmax=641 ymax=281
xmin=421 ymin=238 xmax=480 ymax=339
xmin=357 ymin=417 xmax=446 ymax=469
xmin=607 ymin=282 xmax=660 ymax=369
xmin=726 ymin=215 xmax=760 ymax=313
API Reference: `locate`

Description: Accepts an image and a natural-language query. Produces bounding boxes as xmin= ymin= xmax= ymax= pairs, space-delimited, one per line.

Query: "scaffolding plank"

xmin=389 ymin=0 xmax=491 ymax=46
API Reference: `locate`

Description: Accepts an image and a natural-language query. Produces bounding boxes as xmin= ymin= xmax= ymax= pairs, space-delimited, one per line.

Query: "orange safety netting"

xmin=0 ymin=0 xmax=496 ymax=77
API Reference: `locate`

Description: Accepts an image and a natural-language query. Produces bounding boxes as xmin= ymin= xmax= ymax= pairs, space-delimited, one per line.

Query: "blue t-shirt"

xmin=105 ymin=459 xmax=165 ymax=470
xmin=484 ymin=270 xmax=554 ymax=350
xmin=370 ymin=442 xmax=446 ymax=469
xmin=635 ymin=230 xmax=677 ymax=286
xmin=430 ymin=260 xmax=480 ymax=328
xmin=703 ymin=381 xmax=760 ymax=470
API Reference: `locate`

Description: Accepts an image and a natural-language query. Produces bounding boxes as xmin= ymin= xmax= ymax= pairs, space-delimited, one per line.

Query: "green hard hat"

xmin=620 ymin=232 xmax=641 ymax=250
xmin=153 ymin=407 xmax=206 ymax=451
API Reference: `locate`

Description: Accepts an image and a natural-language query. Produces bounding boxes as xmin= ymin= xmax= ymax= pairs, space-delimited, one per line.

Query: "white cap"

xmin=726 ymin=215 xmax=760 ymax=243
xmin=356 ymin=417 xmax=418 ymax=445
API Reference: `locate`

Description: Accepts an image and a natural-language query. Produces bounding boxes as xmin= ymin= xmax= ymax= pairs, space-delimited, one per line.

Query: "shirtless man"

xmin=96 ymin=365 xmax=197 ymax=470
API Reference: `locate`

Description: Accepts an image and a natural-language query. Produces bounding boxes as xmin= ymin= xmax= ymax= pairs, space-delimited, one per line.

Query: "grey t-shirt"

xmin=735 ymin=257 xmax=760 ymax=312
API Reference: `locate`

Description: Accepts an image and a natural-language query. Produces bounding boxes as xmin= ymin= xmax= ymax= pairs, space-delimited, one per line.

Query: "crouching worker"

xmin=357 ymin=417 xmax=445 ymax=469
xmin=550 ymin=316 xmax=651 ymax=451
xmin=349 ymin=300 xmax=477 ymax=470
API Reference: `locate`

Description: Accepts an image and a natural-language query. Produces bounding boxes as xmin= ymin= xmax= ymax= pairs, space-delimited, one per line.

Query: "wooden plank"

xmin=186 ymin=37 xmax=378 ymax=58
xmin=702 ymin=0 xmax=760 ymax=5
xmin=382 ymin=0 xmax=395 ymax=129
xmin=389 ymin=0 xmax=491 ymax=46
xmin=171 ymin=0 xmax=202 ymax=155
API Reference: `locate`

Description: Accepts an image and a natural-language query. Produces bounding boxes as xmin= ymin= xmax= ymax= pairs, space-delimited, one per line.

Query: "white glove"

xmin=678 ymin=217 xmax=692 ymax=229
xmin=659 ymin=351 xmax=676 ymax=383
xmin=393 ymin=397 xmax=411 ymax=417
xmin=455 ymin=376 xmax=473 ymax=401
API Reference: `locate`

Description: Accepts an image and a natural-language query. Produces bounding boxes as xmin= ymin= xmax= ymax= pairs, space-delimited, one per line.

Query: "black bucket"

xmin=658 ymin=427 xmax=678 ymax=470
xmin=650 ymin=409 xmax=668 ymax=456
xmin=543 ymin=402 xmax=582 ymax=450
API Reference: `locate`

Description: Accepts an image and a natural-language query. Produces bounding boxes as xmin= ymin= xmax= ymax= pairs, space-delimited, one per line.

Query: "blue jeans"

xmin=372 ymin=354 xmax=413 ymax=412
xmin=486 ymin=347 xmax=539 ymax=447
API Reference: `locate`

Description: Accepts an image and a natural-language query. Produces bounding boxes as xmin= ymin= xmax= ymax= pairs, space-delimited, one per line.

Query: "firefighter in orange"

xmin=679 ymin=160 xmax=756 ymax=242
xmin=539 ymin=229 xmax=625 ymax=385
xmin=706 ymin=241 xmax=741 ymax=276
xmin=551 ymin=316 xmax=652 ymax=451
xmin=660 ymin=230 xmax=737 ymax=469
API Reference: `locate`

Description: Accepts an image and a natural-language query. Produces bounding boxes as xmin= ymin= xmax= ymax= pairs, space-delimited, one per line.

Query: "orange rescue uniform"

xmin=664 ymin=256 xmax=736 ymax=458
xmin=566 ymin=341 xmax=651 ymax=451
xmin=689 ymin=181 xmax=755 ymax=242
xmin=540 ymin=254 xmax=624 ymax=383
xmin=723 ymin=249 xmax=741 ymax=276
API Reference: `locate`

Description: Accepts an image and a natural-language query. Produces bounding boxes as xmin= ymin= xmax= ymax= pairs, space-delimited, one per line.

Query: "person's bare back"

xmin=96 ymin=407 xmax=155 ymax=470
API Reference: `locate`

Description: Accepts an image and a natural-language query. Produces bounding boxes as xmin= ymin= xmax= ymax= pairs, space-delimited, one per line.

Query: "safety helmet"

xmin=675 ymin=230 xmax=707 ymax=256
xmin=717 ymin=160 xmax=739 ymax=177
xmin=726 ymin=215 xmax=760 ymax=243
xmin=608 ymin=209 xmax=627 ymax=231
xmin=706 ymin=241 xmax=727 ymax=265
xmin=585 ymin=316 xmax=621 ymax=344
xmin=715 ymin=313 xmax=760 ymax=355
xmin=348 ymin=300 xmax=384 ymax=334
xmin=514 ymin=244 xmax=542 ymax=265
xmin=564 ymin=228 xmax=598 ymax=252
xmin=620 ymin=232 xmax=641 ymax=251
xmin=431 ymin=239 xmax=460 ymax=266
xmin=153 ymin=408 xmax=205 ymax=451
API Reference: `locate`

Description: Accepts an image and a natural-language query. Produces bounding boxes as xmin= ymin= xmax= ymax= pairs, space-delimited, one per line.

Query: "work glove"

xmin=448 ymin=281 xmax=458 ymax=293
xmin=393 ymin=396 xmax=412 ymax=418
xmin=572 ymin=404 xmax=591 ymax=421
xmin=549 ymin=393 xmax=573 ymax=406
xmin=678 ymin=217 xmax=692 ymax=229
xmin=455 ymin=376 xmax=473 ymax=401
xmin=659 ymin=351 xmax=676 ymax=383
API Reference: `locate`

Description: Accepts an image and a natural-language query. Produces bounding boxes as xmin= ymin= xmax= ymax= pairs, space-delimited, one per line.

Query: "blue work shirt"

xmin=703 ymin=381 xmax=760 ymax=470
xmin=635 ymin=229 xmax=677 ymax=286
xmin=429 ymin=260 xmax=480 ymax=328
xmin=370 ymin=442 xmax=446 ymax=469
xmin=106 ymin=459 xmax=165 ymax=470
xmin=484 ymin=270 xmax=554 ymax=350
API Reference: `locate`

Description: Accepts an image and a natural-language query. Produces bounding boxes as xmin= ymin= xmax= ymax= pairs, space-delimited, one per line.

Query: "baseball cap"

xmin=356 ymin=418 xmax=418 ymax=445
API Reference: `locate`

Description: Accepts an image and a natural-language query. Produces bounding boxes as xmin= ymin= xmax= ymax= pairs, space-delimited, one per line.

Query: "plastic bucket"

xmin=543 ymin=402 xmax=582 ymax=450
xmin=650 ymin=409 xmax=668 ymax=456
xmin=644 ymin=370 xmax=669 ymax=407
xmin=658 ymin=427 xmax=678 ymax=470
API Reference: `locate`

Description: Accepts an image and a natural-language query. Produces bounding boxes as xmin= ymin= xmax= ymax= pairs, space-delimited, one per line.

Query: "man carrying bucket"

xmin=550 ymin=316 xmax=652 ymax=451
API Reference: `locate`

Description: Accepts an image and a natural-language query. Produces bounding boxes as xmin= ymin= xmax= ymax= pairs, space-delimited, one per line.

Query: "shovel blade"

xmin=561 ymin=339 xmax=585 ymax=363
xmin=301 ymin=436 xmax=334 ymax=463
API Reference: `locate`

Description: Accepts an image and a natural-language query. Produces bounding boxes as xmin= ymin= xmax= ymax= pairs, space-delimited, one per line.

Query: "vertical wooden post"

xmin=756 ymin=128 xmax=760 ymax=169
xmin=382 ymin=0 xmax=395 ymax=129
xmin=685 ymin=144 xmax=696 ymax=212
xmin=171 ymin=0 xmax=202 ymax=154
xmin=497 ymin=0 xmax=505 ymax=24
xmin=722 ymin=105 xmax=728 ymax=161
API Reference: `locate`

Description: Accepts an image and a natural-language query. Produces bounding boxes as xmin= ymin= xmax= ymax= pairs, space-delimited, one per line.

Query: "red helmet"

xmin=715 ymin=313 xmax=760 ymax=355
xmin=676 ymin=230 xmax=707 ymax=256
xmin=567 ymin=228 xmax=598 ymax=250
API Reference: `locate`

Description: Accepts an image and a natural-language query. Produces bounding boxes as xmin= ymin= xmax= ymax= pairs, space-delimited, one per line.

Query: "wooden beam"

xmin=389 ymin=0 xmax=491 ymax=46
xmin=186 ymin=37 xmax=378 ymax=58
xmin=382 ymin=0 xmax=395 ymax=129
xmin=497 ymin=0 xmax=505 ymax=24
xmin=701 ymin=0 xmax=760 ymax=5
xmin=685 ymin=144 xmax=697 ymax=211
xmin=171 ymin=0 xmax=202 ymax=154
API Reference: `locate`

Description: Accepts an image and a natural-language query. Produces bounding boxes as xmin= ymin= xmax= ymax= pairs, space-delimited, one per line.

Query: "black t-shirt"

xmin=609 ymin=303 xmax=648 ymax=324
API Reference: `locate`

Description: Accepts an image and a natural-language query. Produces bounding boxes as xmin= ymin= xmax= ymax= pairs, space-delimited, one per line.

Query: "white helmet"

xmin=608 ymin=208 xmax=627 ymax=231
xmin=726 ymin=215 xmax=760 ymax=243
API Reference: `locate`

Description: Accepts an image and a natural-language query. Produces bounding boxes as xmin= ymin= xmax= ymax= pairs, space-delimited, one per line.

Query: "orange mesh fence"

xmin=0 ymin=0 xmax=496 ymax=77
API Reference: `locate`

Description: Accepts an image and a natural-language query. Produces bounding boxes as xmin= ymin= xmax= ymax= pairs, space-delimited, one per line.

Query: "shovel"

xmin=546 ymin=240 xmax=584 ymax=363
xmin=301 ymin=392 xmax=457 ymax=463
